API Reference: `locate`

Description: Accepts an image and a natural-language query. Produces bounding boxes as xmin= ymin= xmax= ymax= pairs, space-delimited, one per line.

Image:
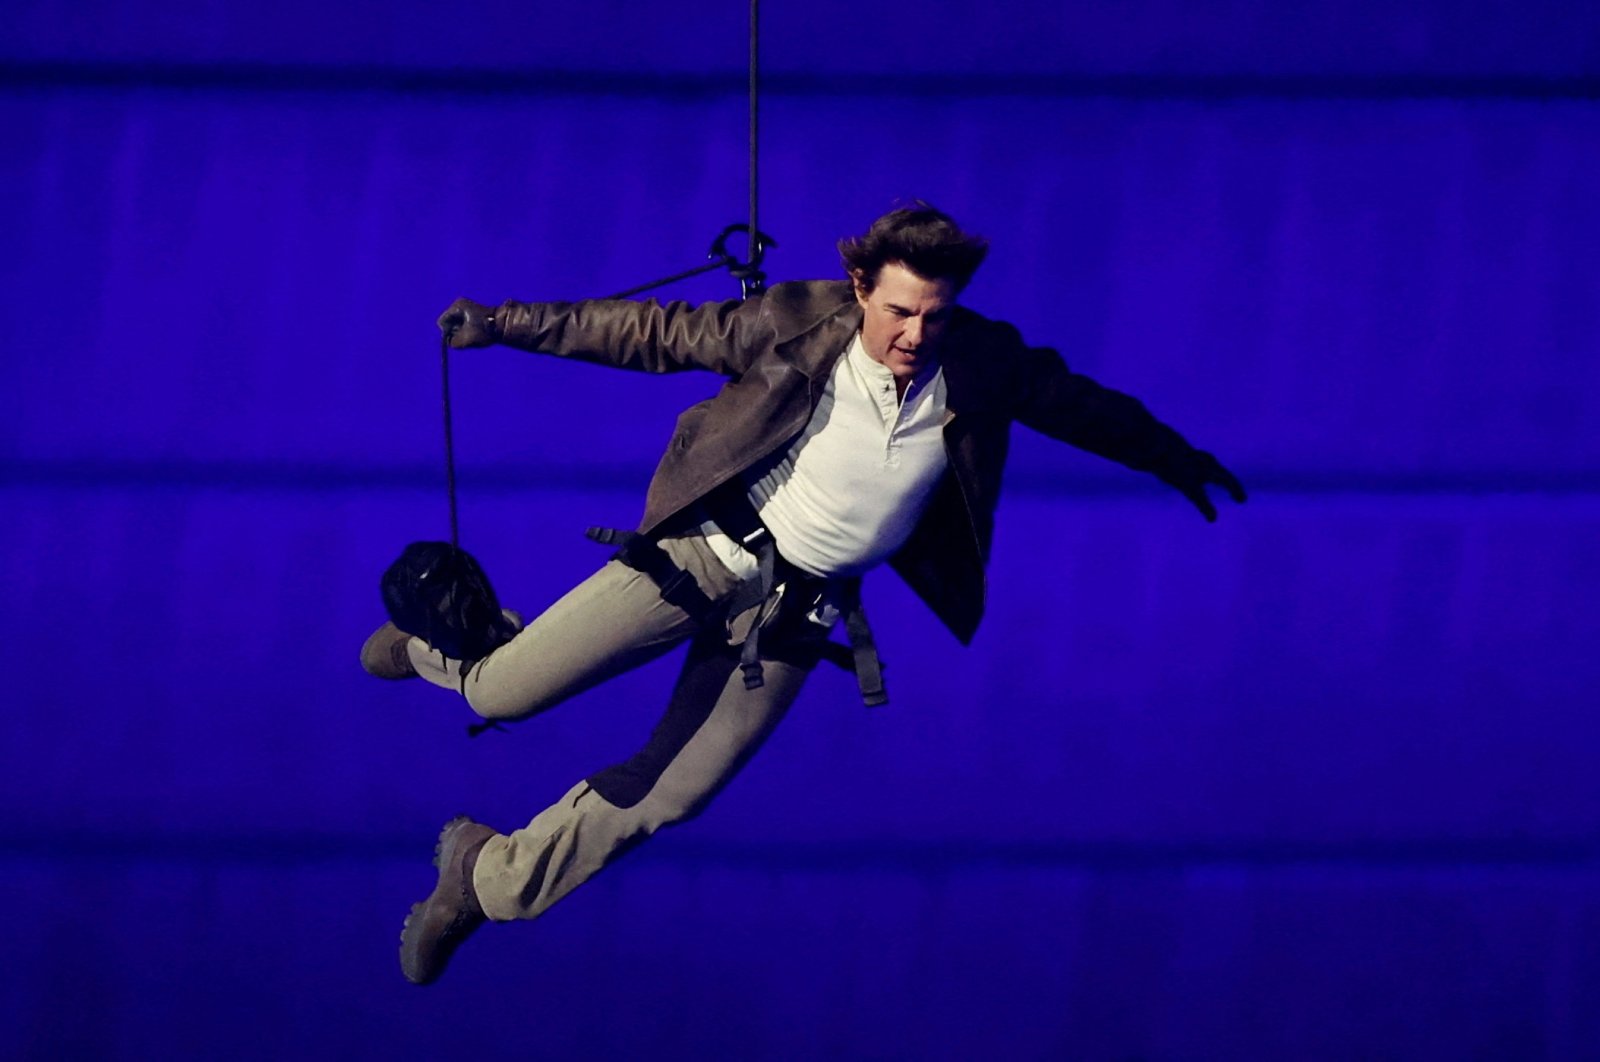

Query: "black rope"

xmin=602 ymin=258 xmax=730 ymax=301
xmin=600 ymin=1 xmax=767 ymax=303
xmin=748 ymin=0 xmax=761 ymax=296
xmin=440 ymin=335 xmax=459 ymax=548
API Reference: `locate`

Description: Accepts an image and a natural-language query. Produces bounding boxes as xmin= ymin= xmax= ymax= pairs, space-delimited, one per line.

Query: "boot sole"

xmin=398 ymin=816 xmax=480 ymax=985
xmin=361 ymin=621 xmax=419 ymax=680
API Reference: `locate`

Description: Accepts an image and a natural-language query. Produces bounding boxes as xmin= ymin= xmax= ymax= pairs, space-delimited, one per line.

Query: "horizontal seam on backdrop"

xmin=5 ymin=460 xmax=1600 ymax=499
xmin=5 ymin=835 xmax=1600 ymax=872
xmin=3 ymin=62 xmax=1600 ymax=101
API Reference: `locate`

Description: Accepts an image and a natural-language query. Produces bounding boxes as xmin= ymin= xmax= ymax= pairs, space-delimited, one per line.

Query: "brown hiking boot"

xmin=361 ymin=621 xmax=419 ymax=680
xmin=399 ymin=816 xmax=497 ymax=985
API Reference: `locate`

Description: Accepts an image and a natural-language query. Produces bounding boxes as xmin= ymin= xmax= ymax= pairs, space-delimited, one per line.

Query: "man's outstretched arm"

xmin=1005 ymin=335 xmax=1247 ymax=522
xmin=435 ymin=294 xmax=772 ymax=377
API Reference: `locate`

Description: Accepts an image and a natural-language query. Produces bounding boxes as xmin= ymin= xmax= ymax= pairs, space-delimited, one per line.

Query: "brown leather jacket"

xmin=492 ymin=280 xmax=1201 ymax=643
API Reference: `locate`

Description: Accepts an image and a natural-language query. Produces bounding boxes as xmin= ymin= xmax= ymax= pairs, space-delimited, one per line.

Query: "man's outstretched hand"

xmin=1159 ymin=450 xmax=1248 ymax=522
xmin=437 ymin=298 xmax=499 ymax=348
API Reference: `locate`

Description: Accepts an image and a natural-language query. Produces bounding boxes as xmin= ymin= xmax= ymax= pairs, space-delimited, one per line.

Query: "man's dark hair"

xmin=838 ymin=202 xmax=989 ymax=294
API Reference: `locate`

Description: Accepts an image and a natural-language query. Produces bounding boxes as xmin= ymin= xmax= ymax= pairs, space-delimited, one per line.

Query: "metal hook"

xmin=710 ymin=223 xmax=778 ymax=298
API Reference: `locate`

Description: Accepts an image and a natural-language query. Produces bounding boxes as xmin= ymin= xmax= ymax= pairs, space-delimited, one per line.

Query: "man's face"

xmin=853 ymin=261 xmax=957 ymax=382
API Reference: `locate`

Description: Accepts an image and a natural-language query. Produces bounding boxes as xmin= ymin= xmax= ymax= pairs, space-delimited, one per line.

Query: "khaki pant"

xmin=408 ymin=531 xmax=826 ymax=922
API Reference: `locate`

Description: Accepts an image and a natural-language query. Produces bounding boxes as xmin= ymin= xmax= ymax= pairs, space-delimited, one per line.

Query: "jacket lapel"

xmin=780 ymin=302 xmax=861 ymax=382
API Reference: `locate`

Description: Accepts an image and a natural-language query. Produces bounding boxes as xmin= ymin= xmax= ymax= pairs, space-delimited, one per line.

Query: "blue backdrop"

xmin=4 ymin=2 xmax=1599 ymax=1059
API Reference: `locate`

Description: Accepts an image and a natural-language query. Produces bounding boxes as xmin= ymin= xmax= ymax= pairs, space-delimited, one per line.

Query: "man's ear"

xmin=850 ymin=269 xmax=869 ymax=305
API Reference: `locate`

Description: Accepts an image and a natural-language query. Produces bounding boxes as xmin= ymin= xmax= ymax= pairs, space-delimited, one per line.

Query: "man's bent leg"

xmin=470 ymin=630 xmax=821 ymax=921
xmin=407 ymin=532 xmax=754 ymax=721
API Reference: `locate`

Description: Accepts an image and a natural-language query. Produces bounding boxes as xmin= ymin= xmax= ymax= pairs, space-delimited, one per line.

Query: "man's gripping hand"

xmin=1157 ymin=450 xmax=1247 ymax=523
xmin=437 ymin=298 xmax=499 ymax=348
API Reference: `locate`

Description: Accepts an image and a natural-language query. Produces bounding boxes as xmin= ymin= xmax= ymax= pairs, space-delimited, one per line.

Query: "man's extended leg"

xmin=474 ymin=630 xmax=820 ymax=920
xmin=399 ymin=625 xmax=822 ymax=982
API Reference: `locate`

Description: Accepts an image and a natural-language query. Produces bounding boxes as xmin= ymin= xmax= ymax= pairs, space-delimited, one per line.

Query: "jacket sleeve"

xmin=489 ymin=294 xmax=772 ymax=377
xmin=999 ymin=325 xmax=1202 ymax=476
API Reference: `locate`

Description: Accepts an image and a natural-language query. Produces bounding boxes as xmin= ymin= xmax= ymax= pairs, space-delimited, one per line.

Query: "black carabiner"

xmin=709 ymin=223 xmax=778 ymax=299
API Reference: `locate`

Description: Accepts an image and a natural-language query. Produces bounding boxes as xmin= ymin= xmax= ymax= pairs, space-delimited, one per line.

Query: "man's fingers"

xmin=1186 ymin=484 xmax=1218 ymax=523
xmin=1201 ymin=454 xmax=1247 ymax=505
xmin=1217 ymin=468 xmax=1248 ymax=504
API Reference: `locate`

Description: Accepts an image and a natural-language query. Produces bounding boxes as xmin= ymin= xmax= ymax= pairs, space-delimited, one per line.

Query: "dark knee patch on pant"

xmin=586 ymin=634 xmax=740 ymax=809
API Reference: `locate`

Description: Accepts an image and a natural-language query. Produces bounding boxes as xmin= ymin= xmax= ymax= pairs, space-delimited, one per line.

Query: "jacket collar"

xmin=770 ymin=282 xmax=863 ymax=379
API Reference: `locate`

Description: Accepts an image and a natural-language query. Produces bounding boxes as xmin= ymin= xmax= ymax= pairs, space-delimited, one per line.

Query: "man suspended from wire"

xmin=362 ymin=203 xmax=1246 ymax=985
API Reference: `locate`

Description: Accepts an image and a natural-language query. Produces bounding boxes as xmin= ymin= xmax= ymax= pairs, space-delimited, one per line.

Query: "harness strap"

xmin=586 ymin=526 xmax=719 ymax=623
xmin=588 ymin=497 xmax=890 ymax=707
xmin=736 ymin=536 xmax=778 ymax=690
xmin=840 ymin=582 xmax=887 ymax=707
xmin=705 ymin=482 xmax=778 ymax=690
xmin=703 ymin=484 xmax=889 ymax=707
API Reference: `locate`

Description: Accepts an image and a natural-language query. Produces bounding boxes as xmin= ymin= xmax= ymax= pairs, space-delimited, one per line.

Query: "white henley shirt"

xmin=703 ymin=331 xmax=950 ymax=580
